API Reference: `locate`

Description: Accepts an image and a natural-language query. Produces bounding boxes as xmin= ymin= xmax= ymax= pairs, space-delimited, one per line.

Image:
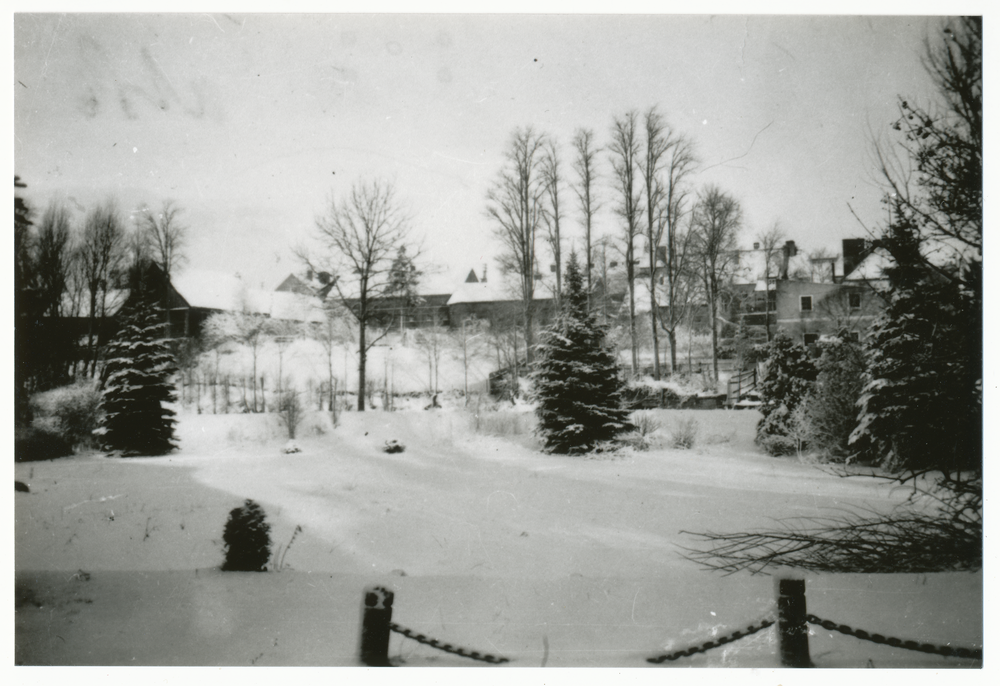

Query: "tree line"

xmin=15 ymin=189 xmax=187 ymax=425
xmin=483 ymin=108 xmax=753 ymax=387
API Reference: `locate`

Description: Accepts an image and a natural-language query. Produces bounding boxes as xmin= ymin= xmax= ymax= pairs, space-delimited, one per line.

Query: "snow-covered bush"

xmin=796 ymin=338 xmax=866 ymax=461
xmin=631 ymin=411 xmax=661 ymax=438
xmin=668 ymin=417 xmax=699 ymax=450
xmin=221 ymin=499 xmax=272 ymax=572
xmin=30 ymin=380 xmax=102 ymax=451
xmin=282 ymin=440 xmax=302 ymax=454
xmin=755 ymin=332 xmax=816 ymax=456
xmin=473 ymin=408 xmax=535 ymax=437
xmin=383 ymin=439 xmax=405 ymax=454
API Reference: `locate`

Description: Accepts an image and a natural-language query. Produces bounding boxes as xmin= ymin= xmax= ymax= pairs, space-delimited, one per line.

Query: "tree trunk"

xmin=668 ymin=328 xmax=678 ymax=375
xmin=650 ymin=269 xmax=661 ymax=380
xmin=628 ymin=281 xmax=638 ymax=374
xmin=358 ymin=322 xmax=367 ymax=411
xmin=709 ymin=285 xmax=720 ymax=384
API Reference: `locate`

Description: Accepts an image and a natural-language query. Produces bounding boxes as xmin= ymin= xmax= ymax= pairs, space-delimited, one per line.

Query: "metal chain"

xmin=647 ymin=616 xmax=776 ymax=664
xmin=389 ymin=622 xmax=510 ymax=664
xmin=806 ymin=614 xmax=982 ymax=661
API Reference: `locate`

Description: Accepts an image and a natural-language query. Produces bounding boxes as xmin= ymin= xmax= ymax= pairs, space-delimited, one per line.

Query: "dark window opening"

xmin=800 ymin=296 xmax=813 ymax=312
xmin=849 ymin=292 xmax=862 ymax=310
xmin=804 ymin=333 xmax=820 ymax=346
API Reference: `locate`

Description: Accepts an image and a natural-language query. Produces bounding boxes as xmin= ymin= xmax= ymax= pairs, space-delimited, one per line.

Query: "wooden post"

xmin=776 ymin=577 xmax=811 ymax=667
xmin=359 ymin=586 xmax=394 ymax=667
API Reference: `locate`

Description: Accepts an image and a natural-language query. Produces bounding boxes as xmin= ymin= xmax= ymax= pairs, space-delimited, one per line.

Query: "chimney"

xmin=482 ymin=264 xmax=487 ymax=283
xmin=779 ymin=240 xmax=797 ymax=280
xmin=842 ymin=238 xmax=866 ymax=278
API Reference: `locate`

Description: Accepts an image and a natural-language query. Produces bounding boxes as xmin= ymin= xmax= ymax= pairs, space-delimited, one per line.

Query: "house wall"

xmin=773 ymin=280 xmax=883 ymax=344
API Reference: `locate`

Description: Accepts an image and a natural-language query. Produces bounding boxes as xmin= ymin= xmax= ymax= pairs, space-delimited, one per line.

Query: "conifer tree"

xmin=96 ymin=269 xmax=178 ymax=456
xmin=532 ymin=252 xmax=632 ymax=454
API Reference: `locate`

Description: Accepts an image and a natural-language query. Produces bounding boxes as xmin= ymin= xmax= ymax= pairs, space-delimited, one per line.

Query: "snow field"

xmin=15 ymin=406 xmax=983 ymax=669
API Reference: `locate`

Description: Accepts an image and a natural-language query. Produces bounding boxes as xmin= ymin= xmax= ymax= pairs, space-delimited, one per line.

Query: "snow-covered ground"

xmin=14 ymin=407 xmax=983 ymax=672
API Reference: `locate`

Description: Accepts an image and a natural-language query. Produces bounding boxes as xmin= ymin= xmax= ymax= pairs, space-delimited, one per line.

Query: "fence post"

xmin=359 ymin=586 xmax=394 ymax=667
xmin=775 ymin=577 xmax=811 ymax=667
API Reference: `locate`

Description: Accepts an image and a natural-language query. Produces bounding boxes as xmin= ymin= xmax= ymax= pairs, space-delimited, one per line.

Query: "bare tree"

xmin=691 ymin=186 xmax=742 ymax=383
xmin=660 ymin=221 xmax=699 ymax=373
xmin=639 ymin=107 xmax=696 ymax=379
xmin=756 ymin=223 xmax=785 ymax=342
xmin=307 ymin=177 xmax=416 ymax=411
xmin=540 ymin=139 xmax=565 ymax=306
xmin=139 ymin=199 xmax=187 ymax=279
xmin=571 ymin=128 xmax=602 ymax=308
xmin=657 ymin=131 xmax=697 ymax=375
xmin=311 ymin=299 xmax=353 ymax=423
xmin=203 ymin=309 xmax=271 ymax=413
xmin=863 ymin=16 xmax=981 ymax=284
xmin=486 ymin=127 xmax=546 ymax=366
xmin=608 ymin=110 xmax=644 ymax=374
xmin=414 ymin=327 xmax=448 ymax=396
xmin=77 ymin=200 xmax=128 ymax=376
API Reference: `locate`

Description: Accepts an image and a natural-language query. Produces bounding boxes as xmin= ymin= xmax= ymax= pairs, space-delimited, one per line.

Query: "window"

xmin=849 ymin=331 xmax=861 ymax=342
xmin=804 ymin=333 xmax=820 ymax=346
xmin=800 ymin=296 xmax=813 ymax=312
xmin=849 ymin=292 xmax=862 ymax=310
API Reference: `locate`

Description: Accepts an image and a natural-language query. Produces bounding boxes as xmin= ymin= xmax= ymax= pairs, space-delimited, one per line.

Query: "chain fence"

xmin=806 ymin=614 xmax=982 ymax=661
xmin=647 ymin=616 xmax=775 ymax=664
xmin=389 ymin=622 xmax=510 ymax=664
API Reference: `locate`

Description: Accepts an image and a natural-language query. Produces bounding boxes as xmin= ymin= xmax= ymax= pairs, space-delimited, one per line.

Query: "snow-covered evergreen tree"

xmin=96 ymin=276 xmax=178 ymax=456
xmin=850 ymin=265 xmax=980 ymax=475
xmin=532 ymin=252 xmax=632 ymax=454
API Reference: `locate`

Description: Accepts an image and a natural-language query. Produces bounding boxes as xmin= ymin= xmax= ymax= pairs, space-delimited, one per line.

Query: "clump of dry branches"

xmin=681 ymin=476 xmax=981 ymax=575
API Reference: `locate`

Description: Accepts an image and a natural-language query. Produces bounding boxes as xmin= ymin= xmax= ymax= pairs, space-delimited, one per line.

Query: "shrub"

xmin=383 ymin=440 xmax=405 ymax=453
xmin=631 ymin=411 xmax=661 ymax=438
xmin=755 ymin=332 xmax=816 ymax=453
xmin=669 ymin=417 xmax=699 ymax=450
xmin=15 ymin=427 xmax=73 ymax=462
xmin=221 ymin=499 xmax=272 ymax=572
xmin=277 ymin=388 xmax=303 ymax=440
xmin=473 ymin=409 xmax=534 ymax=437
xmin=756 ymin=432 xmax=798 ymax=457
xmin=798 ymin=338 xmax=866 ymax=461
xmin=30 ymin=381 xmax=102 ymax=451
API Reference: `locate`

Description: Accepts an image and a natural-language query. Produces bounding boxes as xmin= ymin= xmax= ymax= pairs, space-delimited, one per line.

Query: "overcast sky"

xmin=14 ymin=12 xmax=942 ymax=292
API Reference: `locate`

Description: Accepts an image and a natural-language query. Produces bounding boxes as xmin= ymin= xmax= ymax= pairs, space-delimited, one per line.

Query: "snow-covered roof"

xmin=843 ymin=250 xmax=892 ymax=281
xmin=171 ymin=269 xmax=324 ymax=322
xmin=171 ymin=270 xmax=251 ymax=312
xmin=447 ymin=274 xmax=553 ymax=305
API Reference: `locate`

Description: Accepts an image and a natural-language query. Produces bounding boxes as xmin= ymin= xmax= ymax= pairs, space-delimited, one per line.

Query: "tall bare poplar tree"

xmin=657 ymin=132 xmax=697 ymax=375
xmin=486 ymin=126 xmax=546 ymax=366
xmin=310 ymin=178 xmax=415 ymax=411
xmin=639 ymin=107 xmax=670 ymax=379
xmin=691 ymin=186 xmax=742 ymax=383
xmin=608 ymin=111 xmax=643 ymax=373
xmin=541 ymin=139 xmax=565 ymax=306
xmin=571 ymin=128 xmax=601 ymax=308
